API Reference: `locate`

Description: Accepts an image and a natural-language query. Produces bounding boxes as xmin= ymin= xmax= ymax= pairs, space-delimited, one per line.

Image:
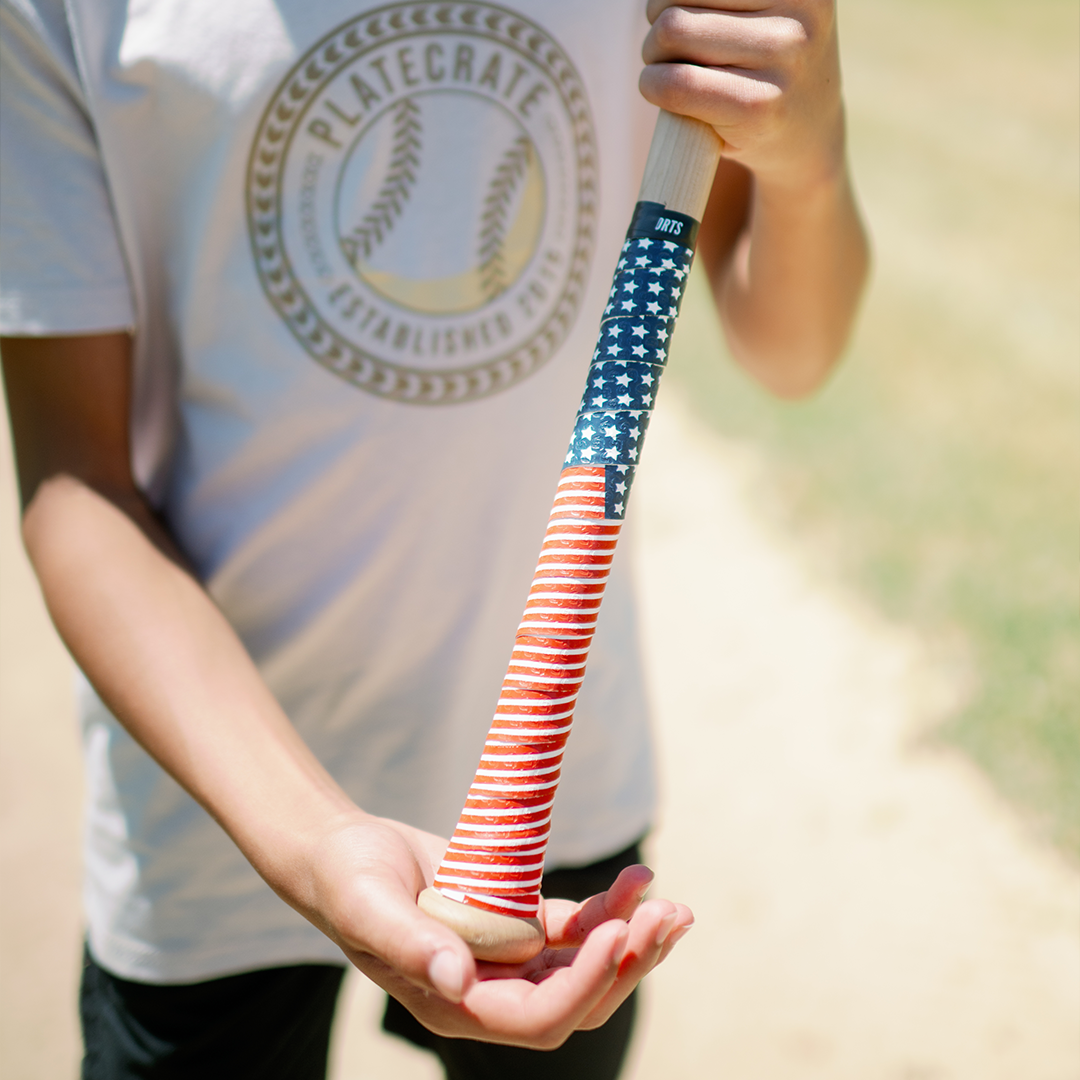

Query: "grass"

xmin=665 ymin=0 xmax=1080 ymax=858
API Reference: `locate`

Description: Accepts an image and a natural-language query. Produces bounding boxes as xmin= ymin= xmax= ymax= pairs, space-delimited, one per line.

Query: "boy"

xmin=0 ymin=1 xmax=867 ymax=1076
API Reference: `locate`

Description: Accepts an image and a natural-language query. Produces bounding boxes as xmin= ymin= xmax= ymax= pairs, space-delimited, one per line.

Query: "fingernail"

xmin=655 ymin=911 xmax=678 ymax=947
xmin=665 ymin=925 xmax=693 ymax=948
xmin=428 ymin=949 xmax=464 ymax=1003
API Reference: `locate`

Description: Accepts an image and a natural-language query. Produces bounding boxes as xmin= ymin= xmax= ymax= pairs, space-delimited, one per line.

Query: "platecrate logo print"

xmin=245 ymin=2 xmax=597 ymax=405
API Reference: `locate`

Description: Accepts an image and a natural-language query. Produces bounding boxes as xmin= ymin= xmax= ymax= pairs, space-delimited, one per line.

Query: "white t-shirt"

xmin=1 ymin=0 xmax=658 ymax=982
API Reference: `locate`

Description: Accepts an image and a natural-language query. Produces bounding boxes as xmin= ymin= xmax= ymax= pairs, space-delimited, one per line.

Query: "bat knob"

xmin=417 ymin=887 xmax=546 ymax=964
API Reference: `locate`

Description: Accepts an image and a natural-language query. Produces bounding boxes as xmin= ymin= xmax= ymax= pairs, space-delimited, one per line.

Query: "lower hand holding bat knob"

xmin=418 ymin=887 xmax=546 ymax=963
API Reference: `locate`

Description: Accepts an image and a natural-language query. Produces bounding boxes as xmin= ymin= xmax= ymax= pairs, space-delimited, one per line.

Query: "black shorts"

xmin=80 ymin=841 xmax=642 ymax=1080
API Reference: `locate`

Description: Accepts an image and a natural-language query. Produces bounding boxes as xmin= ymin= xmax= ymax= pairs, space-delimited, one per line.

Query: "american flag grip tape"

xmin=426 ymin=201 xmax=698 ymax=927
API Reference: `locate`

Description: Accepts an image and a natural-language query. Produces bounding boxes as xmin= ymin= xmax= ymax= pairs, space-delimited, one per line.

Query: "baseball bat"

xmin=419 ymin=111 xmax=723 ymax=962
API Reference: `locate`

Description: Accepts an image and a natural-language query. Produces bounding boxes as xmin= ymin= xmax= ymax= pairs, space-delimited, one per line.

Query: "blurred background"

xmin=2 ymin=0 xmax=1077 ymax=1077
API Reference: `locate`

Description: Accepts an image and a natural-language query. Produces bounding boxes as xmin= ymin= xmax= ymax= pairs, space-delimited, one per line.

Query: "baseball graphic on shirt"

xmin=336 ymin=92 xmax=545 ymax=315
xmin=247 ymin=2 xmax=596 ymax=404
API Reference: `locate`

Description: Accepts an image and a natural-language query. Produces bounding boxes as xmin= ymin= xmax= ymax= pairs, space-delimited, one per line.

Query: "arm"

xmin=1 ymin=332 xmax=684 ymax=1045
xmin=641 ymin=0 xmax=870 ymax=396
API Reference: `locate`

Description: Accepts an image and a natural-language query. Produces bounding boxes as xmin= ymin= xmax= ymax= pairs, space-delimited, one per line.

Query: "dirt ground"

xmin=1 ymin=385 xmax=1076 ymax=1080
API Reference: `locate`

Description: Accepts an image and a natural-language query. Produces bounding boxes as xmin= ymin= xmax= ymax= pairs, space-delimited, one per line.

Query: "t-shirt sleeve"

xmin=0 ymin=0 xmax=135 ymax=334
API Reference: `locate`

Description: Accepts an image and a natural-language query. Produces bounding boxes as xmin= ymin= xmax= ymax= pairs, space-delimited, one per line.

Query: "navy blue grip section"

xmin=563 ymin=202 xmax=700 ymax=518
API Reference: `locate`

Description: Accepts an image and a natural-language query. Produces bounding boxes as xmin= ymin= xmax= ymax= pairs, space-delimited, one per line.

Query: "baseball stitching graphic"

xmin=339 ymin=97 xmax=422 ymax=266
xmin=478 ymin=135 xmax=535 ymax=303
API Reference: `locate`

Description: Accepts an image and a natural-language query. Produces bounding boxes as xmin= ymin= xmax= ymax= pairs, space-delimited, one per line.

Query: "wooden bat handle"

xmin=419 ymin=112 xmax=723 ymax=962
xmin=639 ymin=110 xmax=725 ymax=219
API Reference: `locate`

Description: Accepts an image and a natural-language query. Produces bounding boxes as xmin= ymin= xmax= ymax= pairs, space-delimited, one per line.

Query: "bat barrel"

xmin=419 ymin=113 xmax=723 ymax=962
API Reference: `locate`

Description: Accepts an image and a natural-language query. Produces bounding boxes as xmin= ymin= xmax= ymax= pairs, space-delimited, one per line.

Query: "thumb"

xmin=335 ymin=874 xmax=477 ymax=1004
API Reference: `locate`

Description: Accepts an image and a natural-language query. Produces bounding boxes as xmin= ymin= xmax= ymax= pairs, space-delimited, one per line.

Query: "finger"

xmin=333 ymin=871 xmax=478 ymax=1004
xmin=578 ymin=899 xmax=674 ymax=1029
xmin=600 ymin=865 xmax=656 ymax=919
xmin=576 ymin=900 xmax=693 ymax=1031
xmin=644 ymin=7 xmax=810 ymax=71
xmin=646 ymin=0 xmax=779 ymax=23
xmin=542 ymin=864 xmax=654 ymax=949
xmin=640 ymin=61 xmax=782 ymax=136
xmin=480 ymin=900 xmax=691 ymax=987
xmin=474 ymin=866 xmax=649 ymax=980
xmin=654 ymin=911 xmax=695 ymax=966
xmin=459 ymin=919 xmax=631 ymax=1047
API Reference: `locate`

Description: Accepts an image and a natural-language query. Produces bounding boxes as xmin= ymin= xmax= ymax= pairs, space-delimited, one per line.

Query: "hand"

xmin=640 ymin=1 xmax=846 ymax=192
xmin=284 ymin=813 xmax=692 ymax=1048
xmin=478 ymin=864 xmax=694 ymax=1036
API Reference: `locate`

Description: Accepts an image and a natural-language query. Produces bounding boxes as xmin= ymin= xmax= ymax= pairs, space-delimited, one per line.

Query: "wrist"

xmin=231 ymin=783 xmax=367 ymax=898
xmin=752 ymin=158 xmax=855 ymax=226
xmin=733 ymin=96 xmax=849 ymax=199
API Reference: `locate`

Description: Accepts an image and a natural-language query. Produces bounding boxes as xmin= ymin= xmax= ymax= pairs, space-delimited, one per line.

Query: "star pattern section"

xmin=565 ymin=229 xmax=694 ymax=514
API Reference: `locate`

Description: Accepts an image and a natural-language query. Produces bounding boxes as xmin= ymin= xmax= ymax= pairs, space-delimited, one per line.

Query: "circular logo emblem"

xmin=246 ymin=2 xmax=597 ymax=404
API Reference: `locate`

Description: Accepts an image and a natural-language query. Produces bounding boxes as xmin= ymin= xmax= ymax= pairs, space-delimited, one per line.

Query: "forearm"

xmin=708 ymin=160 xmax=869 ymax=396
xmin=22 ymin=474 xmax=360 ymax=900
